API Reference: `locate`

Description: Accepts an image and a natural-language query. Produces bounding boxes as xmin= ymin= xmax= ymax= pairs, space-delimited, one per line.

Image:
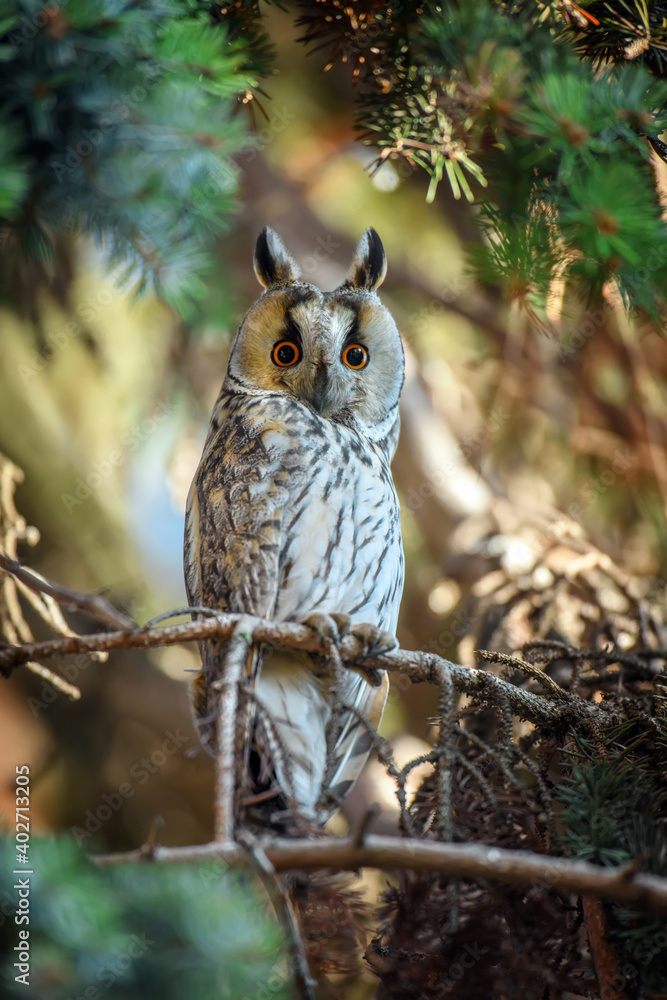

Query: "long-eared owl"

xmin=184 ymin=227 xmax=404 ymax=830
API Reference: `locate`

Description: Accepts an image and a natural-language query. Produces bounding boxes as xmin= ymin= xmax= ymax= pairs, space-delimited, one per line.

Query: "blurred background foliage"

xmin=1 ymin=0 xmax=667 ymax=995
xmin=0 ymin=836 xmax=289 ymax=998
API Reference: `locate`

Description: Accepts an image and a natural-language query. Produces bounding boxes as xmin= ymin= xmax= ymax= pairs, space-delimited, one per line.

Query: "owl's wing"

xmin=184 ymin=410 xmax=295 ymax=618
xmin=184 ymin=407 xmax=298 ymax=755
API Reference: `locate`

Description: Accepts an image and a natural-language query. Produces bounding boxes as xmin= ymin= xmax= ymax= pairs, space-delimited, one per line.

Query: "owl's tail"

xmin=191 ymin=641 xmax=326 ymax=828
xmin=253 ymin=651 xmax=388 ymax=829
xmin=192 ymin=642 xmax=387 ymax=831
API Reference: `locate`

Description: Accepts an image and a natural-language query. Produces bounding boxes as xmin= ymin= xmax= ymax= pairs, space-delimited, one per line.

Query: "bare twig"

xmin=0 ymin=553 xmax=136 ymax=630
xmin=0 ymin=465 xmax=110 ymax=692
xmin=214 ymin=620 xmax=253 ymax=844
xmin=351 ymin=803 xmax=381 ymax=847
xmin=143 ymin=816 xmax=165 ymax=858
xmin=23 ymin=660 xmax=81 ymax=700
xmin=240 ymin=838 xmax=317 ymax=1000
xmin=93 ymin=834 xmax=667 ymax=914
xmin=583 ymin=894 xmax=631 ymax=1000
xmin=433 ymin=657 xmax=455 ymax=841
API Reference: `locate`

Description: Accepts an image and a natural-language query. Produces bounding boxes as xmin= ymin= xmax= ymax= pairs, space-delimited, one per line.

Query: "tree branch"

xmin=93 ymin=834 xmax=667 ymax=914
xmin=0 ymin=554 xmax=136 ymax=630
xmin=5 ymin=559 xmax=660 ymax=927
xmin=0 ymin=610 xmax=597 ymax=728
xmin=241 ymin=837 xmax=317 ymax=1000
xmin=214 ymin=621 xmax=252 ymax=844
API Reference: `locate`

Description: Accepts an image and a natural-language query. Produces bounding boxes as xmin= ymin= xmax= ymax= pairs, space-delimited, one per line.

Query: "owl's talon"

xmin=342 ymin=624 xmax=396 ymax=686
xmin=346 ymin=664 xmax=384 ymax=687
xmin=329 ymin=612 xmax=352 ymax=637
xmin=300 ymin=612 xmax=342 ymax=645
xmin=349 ymin=623 xmax=398 ymax=659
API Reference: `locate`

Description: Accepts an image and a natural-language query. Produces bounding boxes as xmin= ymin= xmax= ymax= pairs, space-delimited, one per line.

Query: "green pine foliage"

xmin=564 ymin=0 xmax=667 ymax=76
xmin=409 ymin=3 xmax=667 ymax=314
xmin=0 ymin=836 xmax=289 ymax=999
xmin=5 ymin=0 xmax=666 ymax=318
xmin=297 ymin=0 xmax=667 ymax=316
xmin=205 ymin=0 xmax=279 ymax=100
xmin=0 ymin=0 xmax=259 ymax=315
xmin=556 ymin=728 xmax=667 ymax=991
xmin=0 ymin=119 xmax=28 ymax=217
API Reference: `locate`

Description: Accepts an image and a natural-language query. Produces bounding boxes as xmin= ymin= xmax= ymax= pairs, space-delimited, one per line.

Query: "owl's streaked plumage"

xmin=184 ymin=226 xmax=404 ymax=830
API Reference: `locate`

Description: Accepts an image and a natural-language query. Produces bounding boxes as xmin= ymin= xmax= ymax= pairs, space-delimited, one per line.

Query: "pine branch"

xmin=0 ymin=0 xmax=254 ymax=315
xmin=93 ymin=833 xmax=667 ymax=914
xmin=4 ymin=551 xmax=667 ymax=991
xmin=291 ymin=1 xmax=667 ymax=315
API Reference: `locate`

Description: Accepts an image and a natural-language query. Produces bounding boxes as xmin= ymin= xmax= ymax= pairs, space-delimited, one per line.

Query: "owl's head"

xmin=226 ymin=227 xmax=404 ymax=434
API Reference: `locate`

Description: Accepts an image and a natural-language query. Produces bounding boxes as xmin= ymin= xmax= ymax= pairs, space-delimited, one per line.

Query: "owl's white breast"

xmin=198 ymin=388 xmax=404 ymax=633
xmin=272 ymin=413 xmax=404 ymax=634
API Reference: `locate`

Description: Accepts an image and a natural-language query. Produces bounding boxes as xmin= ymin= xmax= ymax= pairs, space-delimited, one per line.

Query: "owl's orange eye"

xmin=342 ymin=343 xmax=369 ymax=370
xmin=272 ymin=341 xmax=300 ymax=367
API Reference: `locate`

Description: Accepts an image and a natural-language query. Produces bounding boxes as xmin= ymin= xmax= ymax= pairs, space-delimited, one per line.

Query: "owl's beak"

xmin=309 ymin=361 xmax=329 ymax=414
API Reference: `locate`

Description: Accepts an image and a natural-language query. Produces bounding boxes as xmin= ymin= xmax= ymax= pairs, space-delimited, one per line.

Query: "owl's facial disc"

xmin=227 ymin=286 xmax=402 ymax=426
xmin=269 ymin=298 xmax=369 ymax=418
xmin=226 ymin=227 xmax=404 ymax=429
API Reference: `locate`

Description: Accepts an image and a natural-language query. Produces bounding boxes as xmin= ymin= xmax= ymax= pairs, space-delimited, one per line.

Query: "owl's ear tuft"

xmin=344 ymin=228 xmax=387 ymax=292
xmin=254 ymin=227 xmax=301 ymax=288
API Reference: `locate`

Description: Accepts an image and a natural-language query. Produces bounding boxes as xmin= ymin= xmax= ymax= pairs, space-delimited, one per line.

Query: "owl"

xmin=184 ymin=226 xmax=405 ymax=832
